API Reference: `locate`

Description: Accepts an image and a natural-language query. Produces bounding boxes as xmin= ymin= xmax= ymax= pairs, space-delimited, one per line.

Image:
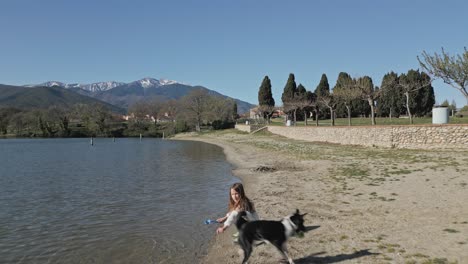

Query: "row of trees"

xmin=0 ymin=89 xmax=238 ymax=137
xmin=257 ymin=47 xmax=468 ymax=126
xmin=128 ymin=89 xmax=237 ymax=132
xmin=257 ymin=70 xmax=435 ymax=126
xmin=0 ymin=104 xmax=120 ymax=137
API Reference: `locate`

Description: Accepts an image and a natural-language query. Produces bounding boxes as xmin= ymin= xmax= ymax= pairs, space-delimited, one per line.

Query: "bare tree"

xmin=333 ymin=78 xmax=361 ymax=126
xmin=319 ymin=94 xmax=336 ymax=126
xmin=355 ymin=77 xmax=379 ymax=125
xmin=162 ymin=99 xmax=179 ymax=122
xmin=283 ymin=100 xmax=302 ymax=126
xmin=294 ymin=91 xmax=316 ymax=126
xmin=258 ymin=105 xmax=275 ymax=124
xmin=182 ymin=89 xmax=210 ymax=131
xmin=397 ymin=70 xmax=432 ymax=124
xmin=418 ymin=47 xmax=468 ymax=106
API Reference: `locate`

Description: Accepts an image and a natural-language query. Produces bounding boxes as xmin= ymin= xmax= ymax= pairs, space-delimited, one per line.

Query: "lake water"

xmin=0 ymin=138 xmax=237 ymax=263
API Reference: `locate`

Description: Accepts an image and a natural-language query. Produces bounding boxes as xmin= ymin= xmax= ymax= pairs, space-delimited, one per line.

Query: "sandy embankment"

xmin=175 ymin=131 xmax=468 ymax=264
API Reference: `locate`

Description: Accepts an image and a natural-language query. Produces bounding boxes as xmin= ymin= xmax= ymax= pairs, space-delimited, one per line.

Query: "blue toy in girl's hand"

xmin=205 ymin=219 xmax=218 ymax=225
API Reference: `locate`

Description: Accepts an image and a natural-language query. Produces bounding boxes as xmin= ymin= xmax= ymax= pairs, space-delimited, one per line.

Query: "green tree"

xmin=398 ymin=70 xmax=433 ymax=124
xmin=418 ymin=47 xmax=468 ymax=106
xmin=333 ymin=76 xmax=360 ymax=126
xmin=315 ymin=73 xmax=330 ymax=97
xmin=378 ymin=72 xmax=405 ymax=118
xmin=258 ymin=76 xmax=275 ymax=123
xmin=0 ymin=108 xmax=21 ymax=135
xmin=295 ymin=88 xmax=316 ymax=126
xmin=412 ymin=73 xmax=435 ymax=117
xmin=232 ymin=100 xmax=238 ymax=120
xmin=355 ymin=76 xmax=379 ymax=125
xmin=281 ymin=73 xmax=298 ymax=123
xmin=314 ymin=73 xmax=331 ymax=120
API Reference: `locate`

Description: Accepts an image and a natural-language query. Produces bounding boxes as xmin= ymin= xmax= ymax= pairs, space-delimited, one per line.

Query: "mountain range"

xmin=0 ymin=84 xmax=125 ymax=114
xmin=25 ymin=77 xmax=254 ymax=114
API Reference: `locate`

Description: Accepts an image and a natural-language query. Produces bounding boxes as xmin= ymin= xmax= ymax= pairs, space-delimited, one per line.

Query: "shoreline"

xmin=175 ymin=131 xmax=468 ymax=264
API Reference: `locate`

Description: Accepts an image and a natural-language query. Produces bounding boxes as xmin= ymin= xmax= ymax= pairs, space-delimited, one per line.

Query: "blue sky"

xmin=1 ymin=0 xmax=467 ymax=106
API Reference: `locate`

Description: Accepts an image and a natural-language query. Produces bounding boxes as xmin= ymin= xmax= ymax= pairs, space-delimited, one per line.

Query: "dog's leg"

xmin=272 ymin=242 xmax=294 ymax=264
xmin=281 ymin=243 xmax=294 ymax=264
xmin=239 ymin=239 xmax=252 ymax=264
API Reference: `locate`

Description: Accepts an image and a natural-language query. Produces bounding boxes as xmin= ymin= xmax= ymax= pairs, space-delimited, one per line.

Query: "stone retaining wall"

xmin=236 ymin=124 xmax=468 ymax=150
xmin=235 ymin=124 xmax=252 ymax=133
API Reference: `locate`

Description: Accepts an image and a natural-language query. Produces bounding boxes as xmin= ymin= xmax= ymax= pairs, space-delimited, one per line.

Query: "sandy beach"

xmin=175 ymin=130 xmax=468 ymax=264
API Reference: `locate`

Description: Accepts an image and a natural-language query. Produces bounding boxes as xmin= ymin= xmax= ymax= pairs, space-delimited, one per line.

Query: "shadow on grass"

xmin=295 ymin=249 xmax=378 ymax=264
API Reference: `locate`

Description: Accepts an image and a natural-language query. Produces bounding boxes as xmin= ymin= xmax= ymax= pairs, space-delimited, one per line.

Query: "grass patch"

xmin=443 ymin=228 xmax=460 ymax=233
xmin=421 ymin=258 xmax=458 ymax=264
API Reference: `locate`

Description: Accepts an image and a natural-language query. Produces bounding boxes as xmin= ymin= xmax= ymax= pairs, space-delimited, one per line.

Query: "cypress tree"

xmin=297 ymin=83 xmax=307 ymax=96
xmin=281 ymin=73 xmax=297 ymax=104
xmin=258 ymin=76 xmax=275 ymax=107
xmin=232 ymin=100 xmax=238 ymax=120
xmin=314 ymin=74 xmax=330 ymax=97
xmin=413 ymin=72 xmax=435 ymax=116
xmin=314 ymin=74 xmax=331 ymax=119
xmin=378 ymin=72 xmax=404 ymax=118
xmin=333 ymin=72 xmax=352 ymax=117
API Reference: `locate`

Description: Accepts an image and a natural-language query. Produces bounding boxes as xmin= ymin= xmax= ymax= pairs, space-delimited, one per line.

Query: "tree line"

xmin=257 ymin=48 xmax=468 ymax=125
xmin=0 ymin=89 xmax=237 ymax=137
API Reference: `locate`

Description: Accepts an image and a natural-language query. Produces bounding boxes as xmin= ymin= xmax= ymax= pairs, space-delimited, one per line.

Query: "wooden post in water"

xmin=90 ymin=137 xmax=94 ymax=146
xmin=113 ymin=137 xmax=115 ymax=142
xmin=140 ymin=134 xmax=142 ymax=141
xmin=162 ymin=132 xmax=165 ymax=139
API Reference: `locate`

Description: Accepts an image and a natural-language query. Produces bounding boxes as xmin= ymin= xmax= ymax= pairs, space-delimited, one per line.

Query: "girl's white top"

xmin=223 ymin=210 xmax=259 ymax=227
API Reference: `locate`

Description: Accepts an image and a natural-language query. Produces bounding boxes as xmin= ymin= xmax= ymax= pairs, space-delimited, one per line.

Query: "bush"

xmin=212 ymin=120 xmax=235 ymax=130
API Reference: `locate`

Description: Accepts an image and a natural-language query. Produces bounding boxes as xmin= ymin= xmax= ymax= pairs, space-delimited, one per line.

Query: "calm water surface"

xmin=0 ymin=138 xmax=236 ymax=263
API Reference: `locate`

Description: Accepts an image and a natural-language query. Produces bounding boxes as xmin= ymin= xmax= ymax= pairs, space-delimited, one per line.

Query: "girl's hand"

xmin=216 ymin=226 xmax=226 ymax=234
xmin=216 ymin=216 xmax=226 ymax=223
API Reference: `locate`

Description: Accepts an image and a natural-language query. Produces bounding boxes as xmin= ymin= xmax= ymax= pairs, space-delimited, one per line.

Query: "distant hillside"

xmin=33 ymin=78 xmax=255 ymax=114
xmin=0 ymin=84 xmax=125 ymax=114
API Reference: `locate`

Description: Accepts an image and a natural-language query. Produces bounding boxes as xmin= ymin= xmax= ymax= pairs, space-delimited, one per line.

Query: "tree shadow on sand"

xmin=295 ymin=249 xmax=379 ymax=264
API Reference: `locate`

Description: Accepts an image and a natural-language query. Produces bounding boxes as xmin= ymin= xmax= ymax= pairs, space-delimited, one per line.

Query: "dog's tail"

xmin=236 ymin=211 xmax=248 ymax=229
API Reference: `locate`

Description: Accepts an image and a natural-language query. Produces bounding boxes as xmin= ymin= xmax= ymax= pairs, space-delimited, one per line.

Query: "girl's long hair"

xmin=228 ymin=183 xmax=255 ymax=212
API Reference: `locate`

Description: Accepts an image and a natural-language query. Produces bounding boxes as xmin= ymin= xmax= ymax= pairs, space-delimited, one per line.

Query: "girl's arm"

xmin=217 ymin=210 xmax=239 ymax=234
xmin=216 ymin=212 xmax=229 ymax=223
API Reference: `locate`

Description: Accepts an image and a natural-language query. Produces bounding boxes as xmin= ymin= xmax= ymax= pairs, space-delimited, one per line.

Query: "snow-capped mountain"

xmin=80 ymin=81 xmax=126 ymax=92
xmin=32 ymin=78 xmax=180 ymax=92
xmin=133 ymin=78 xmax=180 ymax=89
xmin=25 ymin=77 xmax=254 ymax=114
xmin=33 ymin=80 xmax=125 ymax=92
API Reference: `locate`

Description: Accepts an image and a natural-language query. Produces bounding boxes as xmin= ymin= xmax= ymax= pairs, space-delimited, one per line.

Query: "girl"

xmin=216 ymin=182 xmax=259 ymax=234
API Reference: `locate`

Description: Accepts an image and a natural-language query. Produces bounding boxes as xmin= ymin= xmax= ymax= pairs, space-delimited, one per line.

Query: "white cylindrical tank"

xmin=432 ymin=107 xmax=449 ymax=124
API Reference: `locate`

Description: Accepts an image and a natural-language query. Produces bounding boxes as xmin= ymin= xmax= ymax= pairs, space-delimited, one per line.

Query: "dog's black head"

xmin=290 ymin=209 xmax=307 ymax=233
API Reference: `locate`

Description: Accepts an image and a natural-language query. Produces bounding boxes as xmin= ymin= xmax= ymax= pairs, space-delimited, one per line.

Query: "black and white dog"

xmin=235 ymin=209 xmax=307 ymax=264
